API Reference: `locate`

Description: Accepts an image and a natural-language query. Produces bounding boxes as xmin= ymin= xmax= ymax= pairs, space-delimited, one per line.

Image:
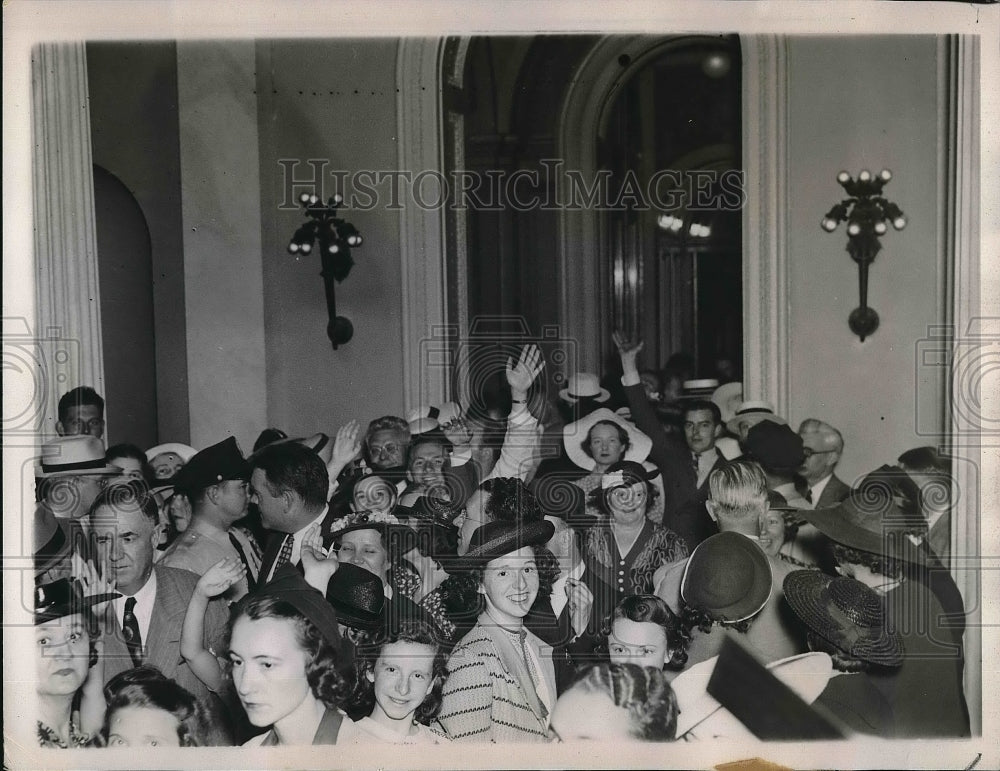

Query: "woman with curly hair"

xmin=103 ymin=666 xmax=211 ymax=746
xmin=228 ymin=566 xmax=350 ymax=746
xmin=437 ymin=519 xmax=560 ymax=743
xmin=604 ymin=595 xmax=688 ymax=676
xmin=339 ymin=616 xmax=451 ymax=743
xmin=585 ymin=461 xmax=688 ymax=601
xmin=550 ymin=663 xmax=679 ymax=742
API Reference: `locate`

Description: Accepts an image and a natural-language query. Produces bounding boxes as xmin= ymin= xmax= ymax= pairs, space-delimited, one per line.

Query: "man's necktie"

xmin=275 ymin=533 xmax=294 ymax=570
xmin=692 ymin=452 xmax=700 ymax=474
xmin=122 ymin=597 xmax=143 ymax=665
xmin=805 ymin=488 xmax=814 ymax=504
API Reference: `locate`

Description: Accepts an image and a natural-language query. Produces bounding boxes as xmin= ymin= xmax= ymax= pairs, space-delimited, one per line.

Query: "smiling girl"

xmin=339 ymin=616 xmax=450 ymax=743
xmin=437 ymin=519 xmax=559 ymax=743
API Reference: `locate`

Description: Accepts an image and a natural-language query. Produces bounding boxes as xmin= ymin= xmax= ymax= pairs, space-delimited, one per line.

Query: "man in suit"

xmin=613 ymin=333 xmax=727 ymax=546
xmin=526 ymin=477 xmax=613 ymax=693
xmin=797 ymin=418 xmax=850 ymax=509
xmin=250 ymin=440 xmax=336 ymax=583
xmin=89 ymin=479 xmax=232 ymax=739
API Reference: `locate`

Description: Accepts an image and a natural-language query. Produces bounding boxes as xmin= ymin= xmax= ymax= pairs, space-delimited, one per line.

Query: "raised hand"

xmin=301 ymin=524 xmax=339 ymax=593
xmin=441 ymin=416 xmax=473 ymax=446
xmin=331 ymin=420 xmax=362 ymax=468
xmin=506 ymin=344 xmax=545 ymax=397
xmin=566 ymin=578 xmax=594 ymax=638
xmin=196 ymin=558 xmax=246 ymax=599
xmin=612 ymin=330 xmax=644 ymax=361
xmin=73 ymin=553 xmax=116 ymax=616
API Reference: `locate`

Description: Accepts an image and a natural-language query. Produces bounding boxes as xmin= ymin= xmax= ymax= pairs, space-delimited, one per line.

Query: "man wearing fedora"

xmin=36 ymin=435 xmax=122 ymax=525
xmin=89 ymin=478 xmax=233 ymax=739
xmin=158 ymin=437 xmax=262 ymax=600
xmin=797 ymin=418 xmax=850 ymax=509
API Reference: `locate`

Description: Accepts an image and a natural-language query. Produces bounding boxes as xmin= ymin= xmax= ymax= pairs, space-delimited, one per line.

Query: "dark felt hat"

xmin=173 ymin=436 xmax=249 ymax=497
xmin=783 ymin=570 xmax=903 ymax=667
xmin=744 ymin=421 xmax=805 ymax=472
xmin=451 ymin=519 xmax=554 ymax=573
xmin=251 ymin=564 xmax=342 ymax=649
xmin=324 ymin=562 xmax=386 ymax=632
xmin=35 ymin=577 xmax=120 ymax=625
xmin=680 ymin=532 xmax=772 ymax=623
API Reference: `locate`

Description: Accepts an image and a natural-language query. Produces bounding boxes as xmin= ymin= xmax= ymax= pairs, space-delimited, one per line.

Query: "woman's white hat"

xmin=563 ymin=407 xmax=652 ymax=471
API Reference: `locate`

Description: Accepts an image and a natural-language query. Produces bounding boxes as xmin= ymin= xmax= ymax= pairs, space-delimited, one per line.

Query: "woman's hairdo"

xmin=569 ymin=663 xmax=679 ymax=741
xmin=605 ymin=595 xmax=689 ymax=670
xmin=227 ymin=595 xmax=349 ymax=710
xmin=347 ymin=618 xmax=449 ymax=724
xmin=103 ymin=665 xmax=209 ymax=747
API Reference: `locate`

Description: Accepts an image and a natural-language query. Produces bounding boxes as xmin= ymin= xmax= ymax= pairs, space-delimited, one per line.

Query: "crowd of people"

xmin=31 ymin=335 xmax=970 ymax=748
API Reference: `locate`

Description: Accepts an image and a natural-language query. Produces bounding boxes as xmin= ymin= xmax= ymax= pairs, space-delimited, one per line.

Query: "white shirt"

xmin=113 ymin=569 xmax=158 ymax=649
xmin=266 ymin=506 xmax=329 ymax=582
xmin=805 ymin=474 xmax=834 ymax=510
xmin=550 ymin=559 xmax=586 ymax=620
xmin=693 ymin=449 xmax=720 ymax=489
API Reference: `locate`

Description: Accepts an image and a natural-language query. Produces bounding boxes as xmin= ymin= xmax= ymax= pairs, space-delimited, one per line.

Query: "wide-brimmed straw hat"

xmin=35 ymin=577 xmax=120 ymax=625
xmin=711 ymin=382 xmax=744 ymax=423
xmin=680 ymin=379 xmax=720 ymax=400
xmin=558 ymin=372 xmax=610 ymax=404
xmin=563 ymin=407 xmax=653 ymax=471
xmin=34 ymin=506 xmax=74 ymax=577
xmin=680 ymin=532 xmax=772 ymax=623
xmin=250 ymin=565 xmax=342 ymax=648
xmin=36 ymin=436 xmax=120 ymax=478
xmin=725 ymin=400 xmax=787 ymax=436
xmin=450 ymin=519 xmax=554 ymax=573
xmin=783 ymin=570 xmax=903 ymax=667
xmin=145 ymin=442 xmax=197 ymax=464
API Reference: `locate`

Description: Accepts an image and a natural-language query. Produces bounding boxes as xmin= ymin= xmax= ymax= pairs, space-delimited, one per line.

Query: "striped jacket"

xmin=438 ymin=616 xmax=555 ymax=743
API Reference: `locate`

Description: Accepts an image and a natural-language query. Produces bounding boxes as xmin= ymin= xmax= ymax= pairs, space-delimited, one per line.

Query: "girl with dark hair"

xmin=585 ymin=461 xmax=688 ymax=600
xmin=227 ymin=567 xmax=350 ymax=746
xmin=103 ymin=666 xmax=210 ymax=746
xmin=437 ymin=520 xmax=559 ymax=743
xmin=604 ymin=595 xmax=689 ymax=675
xmin=339 ymin=617 xmax=451 ymax=743
xmin=550 ymin=663 xmax=679 ymax=742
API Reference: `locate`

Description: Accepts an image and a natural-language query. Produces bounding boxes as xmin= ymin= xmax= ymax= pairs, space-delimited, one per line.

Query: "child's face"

xmin=607 ymin=618 xmax=669 ymax=669
xmin=367 ymin=640 xmax=437 ymax=724
xmin=106 ymin=705 xmax=181 ymax=747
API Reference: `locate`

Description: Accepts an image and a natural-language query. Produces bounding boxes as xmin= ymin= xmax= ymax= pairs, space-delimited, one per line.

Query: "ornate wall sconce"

xmin=287 ymin=193 xmax=363 ymax=349
xmin=821 ymin=169 xmax=906 ymax=342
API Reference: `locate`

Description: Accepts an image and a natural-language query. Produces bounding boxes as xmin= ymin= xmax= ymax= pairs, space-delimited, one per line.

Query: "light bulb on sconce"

xmin=820 ymin=169 xmax=907 ymax=342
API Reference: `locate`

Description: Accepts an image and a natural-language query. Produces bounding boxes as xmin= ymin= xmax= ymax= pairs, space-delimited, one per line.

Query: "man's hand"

xmin=73 ymin=553 xmax=116 ymax=616
xmin=506 ymin=344 xmax=545 ymax=399
xmin=566 ymin=578 xmax=594 ymax=639
xmin=301 ymin=524 xmax=339 ymax=593
xmin=441 ymin=416 xmax=473 ymax=446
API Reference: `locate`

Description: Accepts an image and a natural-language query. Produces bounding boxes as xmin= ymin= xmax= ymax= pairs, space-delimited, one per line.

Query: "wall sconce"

xmin=288 ymin=193 xmax=363 ymax=349
xmin=821 ymin=169 xmax=906 ymax=342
